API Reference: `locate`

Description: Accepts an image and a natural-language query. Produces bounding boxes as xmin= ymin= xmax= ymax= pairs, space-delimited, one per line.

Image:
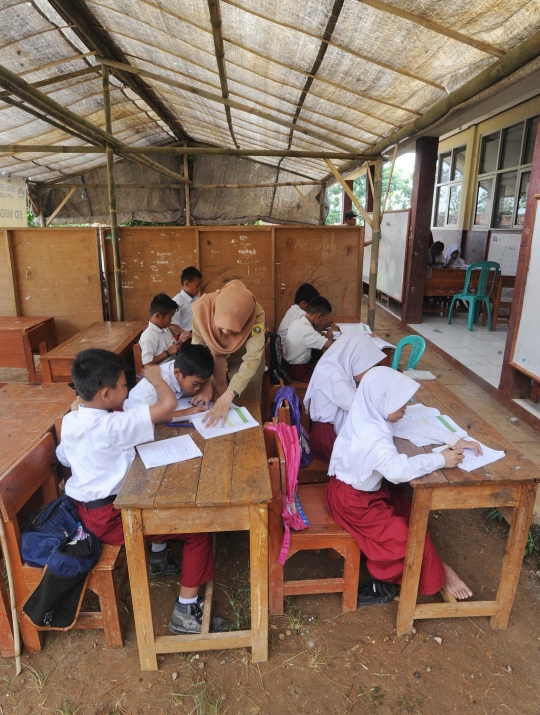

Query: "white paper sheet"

xmin=403 ymin=404 xmax=467 ymax=446
xmin=336 ymin=322 xmax=372 ymax=335
xmin=404 ymin=369 xmax=436 ymax=381
xmin=189 ymin=405 xmax=259 ymax=439
xmin=433 ymin=439 xmax=505 ymax=473
xmin=371 ymin=336 xmax=396 ymax=350
xmin=170 ymin=397 xmax=212 ymax=422
xmin=136 ymin=434 xmax=202 ymax=468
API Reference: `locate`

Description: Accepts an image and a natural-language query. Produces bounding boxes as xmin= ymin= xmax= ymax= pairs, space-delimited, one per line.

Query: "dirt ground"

xmin=2 ymin=307 xmax=540 ymax=715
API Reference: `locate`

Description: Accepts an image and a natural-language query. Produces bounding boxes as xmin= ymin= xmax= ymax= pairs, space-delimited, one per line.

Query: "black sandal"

xmin=357 ymin=580 xmax=397 ymax=606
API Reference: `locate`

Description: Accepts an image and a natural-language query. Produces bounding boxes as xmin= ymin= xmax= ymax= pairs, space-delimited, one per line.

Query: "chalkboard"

xmin=511 ymin=197 xmax=540 ymax=381
xmin=362 ymin=210 xmax=410 ymax=302
xmin=487 ymin=232 xmax=521 ymax=276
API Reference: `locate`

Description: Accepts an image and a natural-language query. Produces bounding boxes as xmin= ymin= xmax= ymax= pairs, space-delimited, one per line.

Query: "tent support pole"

xmin=183 ymin=142 xmax=191 ymax=226
xmin=367 ymin=156 xmax=383 ymax=331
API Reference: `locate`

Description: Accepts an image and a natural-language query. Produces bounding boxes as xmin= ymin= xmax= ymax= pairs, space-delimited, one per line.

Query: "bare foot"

xmin=443 ymin=563 xmax=473 ymax=600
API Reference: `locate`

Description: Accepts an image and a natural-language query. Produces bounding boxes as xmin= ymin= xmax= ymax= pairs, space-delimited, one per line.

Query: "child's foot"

xmin=148 ymin=547 xmax=181 ymax=578
xmin=168 ymin=599 xmax=230 ymax=634
xmin=443 ymin=563 xmax=472 ymax=600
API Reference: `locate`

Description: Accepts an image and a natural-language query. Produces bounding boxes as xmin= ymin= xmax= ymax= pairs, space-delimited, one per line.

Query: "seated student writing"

xmin=326 ymin=366 xmax=482 ymax=605
xmin=277 ymin=283 xmax=319 ymax=341
xmin=444 ymin=244 xmax=466 ymax=268
xmin=57 ymin=348 xmax=229 ymax=635
xmin=304 ymin=334 xmax=386 ymax=463
xmin=283 ymin=296 xmax=334 ymax=383
xmin=171 ymin=266 xmax=202 ymax=339
xmin=428 ymin=241 xmax=446 ymax=267
xmin=124 ymin=343 xmax=214 ymax=422
xmin=139 ymin=293 xmax=187 ymax=366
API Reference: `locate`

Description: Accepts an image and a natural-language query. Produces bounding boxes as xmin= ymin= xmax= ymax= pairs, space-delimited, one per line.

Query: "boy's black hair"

xmin=294 ymin=283 xmax=319 ymax=305
xmin=344 ymin=210 xmax=356 ymax=220
xmin=306 ymin=296 xmax=332 ymax=315
xmin=149 ymin=292 xmax=178 ymax=316
xmin=71 ymin=348 xmax=126 ymax=402
xmin=432 ymin=241 xmax=445 ymax=252
xmin=174 ymin=344 xmax=214 ymax=379
xmin=181 ymin=266 xmax=202 ymax=283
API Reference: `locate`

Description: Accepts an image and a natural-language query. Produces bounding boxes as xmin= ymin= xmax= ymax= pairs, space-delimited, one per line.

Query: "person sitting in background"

xmin=428 ymin=241 xmax=446 ymax=267
xmin=277 ymin=283 xmax=320 ymax=341
xmin=343 ymin=210 xmax=358 ymax=227
xmin=283 ymin=296 xmax=334 ymax=383
xmin=171 ymin=266 xmax=202 ymax=339
xmin=124 ymin=344 xmax=214 ymax=423
xmin=139 ymin=293 xmax=188 ymax=366
xmin=444 ymin=244 xmax=466 ymax=268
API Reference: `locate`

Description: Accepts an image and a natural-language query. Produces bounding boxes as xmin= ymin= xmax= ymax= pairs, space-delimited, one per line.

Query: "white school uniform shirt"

xmin=139 ymin=321 xmax=175 ymax=365
xmin=283 ymin=315 xmax=327 ymax=365
xmin=172 ymin=289 xmax=198 ymax=331
xmin=57 ymin=405 xmax=154 ymax=502
xmin=277 ymin=304 xmax=305 ymax=341
xmin=124 ymin=360 xmax=185 ymax=410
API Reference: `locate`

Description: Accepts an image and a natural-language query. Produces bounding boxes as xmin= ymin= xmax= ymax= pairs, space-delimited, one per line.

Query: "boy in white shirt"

xmin=283 ymin=296 xmax=334 ymax=382
xmin=57 ymin=348 xmax=229 ymax=635
xmin=139 ymin=293 xmax=188 ymax=366
xmin=171 ymin=266 xmax=202 ymax=338
xmin=277 ymin=283 xmax=319 ymax=341
xmin=124 ymin=343 xmax=213 ymax=422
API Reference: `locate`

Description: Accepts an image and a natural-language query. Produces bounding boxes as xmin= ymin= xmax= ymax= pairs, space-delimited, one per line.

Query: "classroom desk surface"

xmin=424 ymin=267 xmax=480 ymax=298
xmin=395 ymin=380 xmax=538 ymax=636
xmin=115 ymin=382 xmax=272 ymax=670
xmin=0 ymin=316 xmax=56 ymax=382
xmin=40 ymin=321 xmax=147 ymax=382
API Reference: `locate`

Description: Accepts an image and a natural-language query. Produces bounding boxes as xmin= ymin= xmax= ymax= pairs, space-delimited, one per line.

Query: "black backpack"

xmin=268 ymin=333 xmax=292 ymax=385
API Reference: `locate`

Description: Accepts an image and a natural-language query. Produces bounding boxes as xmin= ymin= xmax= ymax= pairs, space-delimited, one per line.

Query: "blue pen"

xmin=165 ymin=422 xmax=195 ymax=428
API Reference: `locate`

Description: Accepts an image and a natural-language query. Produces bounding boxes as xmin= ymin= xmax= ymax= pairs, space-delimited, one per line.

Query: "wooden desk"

xmin=424 ymin=268 xmax=480 ymax=298
xmin=0 ymin=382 xmax=73 ymax=657
xmin=115 ymin=383 xmax=272 ymax=670
xmin=40 ymin=321 xmax=146 ymax=383
xmin=396 ymin=381 xmax=538 ymax=636
xmin=0 ymin=317 xmax=56 ymax=382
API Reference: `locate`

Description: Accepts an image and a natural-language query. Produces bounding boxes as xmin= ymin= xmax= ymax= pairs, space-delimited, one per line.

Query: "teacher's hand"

xmin=202 ymin=389 xmax=235 ymax=428
xmin=190 ymin=382 xmax=213 ymax=410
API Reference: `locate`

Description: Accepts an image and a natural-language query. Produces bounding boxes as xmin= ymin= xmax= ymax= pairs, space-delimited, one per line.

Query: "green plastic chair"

xmin=447 ymin=261 xmax=500 ymax=331
xmin=391 ymin=335 xmax=426 ymax=371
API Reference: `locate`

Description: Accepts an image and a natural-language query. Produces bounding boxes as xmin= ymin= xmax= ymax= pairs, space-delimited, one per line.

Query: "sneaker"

xmin=168 ymin=601 xmax=230 ymax=635
xmin=147 ymin=547 xmax=181 ymax=579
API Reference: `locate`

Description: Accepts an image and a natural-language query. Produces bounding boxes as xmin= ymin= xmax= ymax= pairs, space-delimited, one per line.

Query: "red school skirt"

xmin=310 ymin=421 xmax=337 ymax=463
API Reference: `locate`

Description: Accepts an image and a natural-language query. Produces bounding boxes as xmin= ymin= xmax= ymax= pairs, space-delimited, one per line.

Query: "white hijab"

xmin=445 ymin=243 xmax=461 ymax=263
xmin=328 ymin=366 xmax=420 ymax=483
xmin=304 ymin=334 xmax=386 ymax=433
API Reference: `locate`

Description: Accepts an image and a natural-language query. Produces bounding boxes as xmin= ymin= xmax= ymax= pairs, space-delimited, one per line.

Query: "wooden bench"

xmin=0 ymin=316 xmax=56 ymax=382
xmin=481 ymin=274 xmax=515 ymax=331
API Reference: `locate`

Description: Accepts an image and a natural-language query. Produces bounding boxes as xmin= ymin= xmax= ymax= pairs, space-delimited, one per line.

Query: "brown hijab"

xmin=192 ymin=280 xmax=257 ymax=394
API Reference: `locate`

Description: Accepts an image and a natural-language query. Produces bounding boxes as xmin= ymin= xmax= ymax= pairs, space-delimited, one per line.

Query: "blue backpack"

xmin=270 ymin=386 xmax=313 ymax=468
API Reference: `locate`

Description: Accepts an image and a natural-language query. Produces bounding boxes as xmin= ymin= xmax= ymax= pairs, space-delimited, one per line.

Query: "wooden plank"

xmin=414 ymin=601 xmax=499 ymax=620
xmin=284 ymin=577 xmax=346 ymax=595
xmin=0 ymin=383 xmax=73 ymax=401
xmin=196 ymin=434 xmax=234 ymax=506
xmin=430 ymin=484 xmax=521 ymax=510
xmin=0 ymin=229 xmax=18 ymax=315
xmin=114 ymin=457 xmax=167 ymax=510
xmin=155 ymin=630 xmax=252 ymax=653
xmin=249 ymin=504 xmax=268 ymax=663
xmin=141 ymin=505 xmax=249 ymax=534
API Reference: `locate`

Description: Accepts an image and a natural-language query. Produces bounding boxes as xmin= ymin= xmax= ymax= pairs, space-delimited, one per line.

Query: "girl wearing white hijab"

xmin=326 ymin=366 xmax=481 ymax=604
xmin=303 ymin=335 xmax=386 ymax=462
xmin=444 ymin=243 xmax=465 ymax=267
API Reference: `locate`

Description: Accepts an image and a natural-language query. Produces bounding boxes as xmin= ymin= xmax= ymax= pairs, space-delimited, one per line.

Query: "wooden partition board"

xmin=274 ymin=226 xmax=363 ymax=328
xmin=106 ymin=227 xmax=199 ymax=321
xmin=7 ymin=228 xmax=103 ymax=343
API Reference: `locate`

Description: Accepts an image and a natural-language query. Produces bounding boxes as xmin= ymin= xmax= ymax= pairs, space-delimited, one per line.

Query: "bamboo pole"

xmin=0 ymin=517 xmax=21 ymax=675
xmin=293 ymin=185 xmax=320 ymax=223
xmin=102 ymin=64 xmax=124 ymax=322
xmin=36 ymin=180 xmax=323 ymax=189
xmin=19 ymin=51 xmax=99 ymax=77
xmin=45 ymin=188 xmax=75 ymax=226
xmin=183 ymin=141 xmax=191 ymax=226
xmin=367 ymin=156 xmax=383 ymax=330
xmin=0 ymin=66 xmax=100 ymax=102
xmin=381 ymin=144 xmax=398 ymax=219
xmin=2 ymin=97 xmax=97 ymax=145
xmin=37 ymin=187 xmax=45 ymax=228
xmin=324 ymin=159 xmax=373 ymax=228
xmin=206 ymin=0 xmax=238 ymax=147
xmin=319 ymin=182 xmax=326 ymax=225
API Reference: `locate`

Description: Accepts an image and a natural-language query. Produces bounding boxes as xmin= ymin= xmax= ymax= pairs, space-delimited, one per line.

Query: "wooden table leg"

xmin=22 ymin=334 xmax=36 ymax=382
xmin=491 ymin=483 xmax=537 ymax=630
xmin=0 ymin=573 xmax=15 ymax=658
xmin=121 ymin=508 xmax=158 ymax=670
xmin=396 ymin=488 xmax=433 ymax=637
xmin=249 ymin=504 xmax=269 ymax=663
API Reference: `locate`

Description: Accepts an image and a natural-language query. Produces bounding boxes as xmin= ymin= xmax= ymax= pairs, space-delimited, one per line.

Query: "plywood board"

xmin=362 ymin=210 xmax=410 ymax=302
xmin=106 ymin=228 xmax=198 ymax=321
xmin=9 ymin=228 xmax=103 ymax=343
xmin=198 ymin=228 xmax=274 ymax=325
xmin=275 ymin=226 xmax=362 ymax=329
xmin=510 ymin=197 xmax=540 ymax=382
xmin=0 ymin=230 xmax=18 ymax=316
xmin=487 ymin=232 xmax=521 ymax=275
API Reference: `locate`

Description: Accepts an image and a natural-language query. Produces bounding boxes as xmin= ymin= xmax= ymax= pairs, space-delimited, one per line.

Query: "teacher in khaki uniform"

xmin=191 ymin=280 xmax=265 ymax=427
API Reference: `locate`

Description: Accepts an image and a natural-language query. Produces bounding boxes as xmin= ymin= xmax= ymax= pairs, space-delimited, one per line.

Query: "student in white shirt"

xmin=57 ymin=348 xmax=229 ymax=635
xmin=124 ymin=344 xmax=214 ymax=422
xmin=444 ymin=244 xmax=466 ymax=268
xmin=171 ymin=266 xmax=202 ymax=336
xmin=283 ymin=296 xmax=334 ymax=383
xmin=326 ymin=367 xmax=482 ymax=605
xmin=304 ymin=334 xmax=386 ymax=462
xmin=277 ymin=283 xmax=319 ymax=341
xmin=139 ymin=293 xmax=188 ymax=366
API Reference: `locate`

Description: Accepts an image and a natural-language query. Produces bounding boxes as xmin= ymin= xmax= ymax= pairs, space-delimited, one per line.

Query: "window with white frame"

xmin=473 ymin=115 xmax=538 ymax=229
xmin=433 ymin=146 xmax=466 ymax=227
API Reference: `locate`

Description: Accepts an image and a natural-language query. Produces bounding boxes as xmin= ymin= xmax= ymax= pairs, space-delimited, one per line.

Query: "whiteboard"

xmin=487 ymin=232 xmax=521 ymax=276
xmin=511 ymin=198 xmax=540 ymax=381
xmin=362 ymin=209 xmax=410 ymax=302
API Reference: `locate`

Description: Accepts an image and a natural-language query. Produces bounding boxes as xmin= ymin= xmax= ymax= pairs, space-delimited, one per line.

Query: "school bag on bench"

xmin=268 ymin=333 xmax=292 ymax=385
xmin=270 ymin=386 xmax=313 ymax=468
xmin=20 ymin=495 xmax=101 ymax=630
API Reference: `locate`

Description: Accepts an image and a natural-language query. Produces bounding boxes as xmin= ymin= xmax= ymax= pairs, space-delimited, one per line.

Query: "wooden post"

xmin=318 ymin=182 xmax=326 ymax=224
xmin=400 ymin=137 xmax=438 ymax=326
xmin=341 ymin=179 xmax=353 ymax=222
xmin=37 ymin=186 xmax=45 ymax=228
xmin=102 ymin=64 xmax=124 ymax=322
xmin=367 ymin=156 xmax=383 ymax=330
xmin=183 ymin=141 xmax=191 ymax=226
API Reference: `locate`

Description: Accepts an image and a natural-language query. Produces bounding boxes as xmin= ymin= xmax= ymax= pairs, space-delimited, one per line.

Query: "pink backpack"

xmin=267 ymin=422 xmax=309 ymax=564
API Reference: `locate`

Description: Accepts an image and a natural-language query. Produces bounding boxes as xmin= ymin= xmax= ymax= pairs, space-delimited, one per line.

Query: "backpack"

xmin=267 ymin=422 xmax=309 ymax=564
xmin=270 ymin=386 xmax=313 ymax=468
xmin=268 ymin=333 xmax=292 ymax=385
